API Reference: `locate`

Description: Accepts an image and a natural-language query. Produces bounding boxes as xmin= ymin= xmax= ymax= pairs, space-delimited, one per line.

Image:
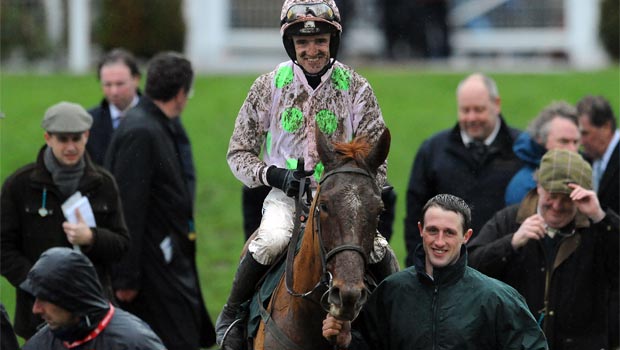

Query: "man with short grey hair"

xmin=469 ymin=149 xmax=619 ymax=349
xmin=1 ymin=101 xmax=129 ymax=341
xmin=504 ymin=101 xmax=580 ymax=205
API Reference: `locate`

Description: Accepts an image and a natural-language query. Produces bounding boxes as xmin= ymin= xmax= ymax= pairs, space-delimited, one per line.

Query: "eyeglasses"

xmin=52 ymin=133 xmax=83 ymax=143
xmin=283 ymin=3 xmax=336 ymax=24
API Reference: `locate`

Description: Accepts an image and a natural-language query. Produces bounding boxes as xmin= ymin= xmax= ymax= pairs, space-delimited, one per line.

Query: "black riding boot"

xmin=216 ymin=252 xmax=269 ymax=350
xmin=368 ymin=246 xmax=399 ymax=286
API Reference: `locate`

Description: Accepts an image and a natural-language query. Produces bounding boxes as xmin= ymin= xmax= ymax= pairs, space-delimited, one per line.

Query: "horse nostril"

xmin=329 ymin=286 xmax=342 ymax=306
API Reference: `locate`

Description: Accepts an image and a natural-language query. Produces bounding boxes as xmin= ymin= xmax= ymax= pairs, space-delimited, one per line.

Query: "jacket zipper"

xmin=432 ymin=285 xmax=438 ymax=350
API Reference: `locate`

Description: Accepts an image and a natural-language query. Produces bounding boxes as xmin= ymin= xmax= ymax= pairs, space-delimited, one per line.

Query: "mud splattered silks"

xmin=227 ymin=60 xmax=387 ymax=188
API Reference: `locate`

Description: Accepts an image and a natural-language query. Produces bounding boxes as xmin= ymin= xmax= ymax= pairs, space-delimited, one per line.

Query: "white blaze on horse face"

xmin=343 ymin=185 xmax=362 ymax=223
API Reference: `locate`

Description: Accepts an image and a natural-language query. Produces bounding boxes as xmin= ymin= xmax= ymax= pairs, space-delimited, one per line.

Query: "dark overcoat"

xmin=0 ymin=148 xmax=129 ymax=338
xmin=105 ymin=96 xmax=215 ymax=350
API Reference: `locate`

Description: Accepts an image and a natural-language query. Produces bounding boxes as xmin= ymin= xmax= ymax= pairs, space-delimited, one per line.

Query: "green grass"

xmin=1 ymin=68 xmax=619 ymax=347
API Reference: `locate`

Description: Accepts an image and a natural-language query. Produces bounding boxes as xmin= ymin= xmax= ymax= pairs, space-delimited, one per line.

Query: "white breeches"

xmin=248 ymin=188 xmax=389 ymax=265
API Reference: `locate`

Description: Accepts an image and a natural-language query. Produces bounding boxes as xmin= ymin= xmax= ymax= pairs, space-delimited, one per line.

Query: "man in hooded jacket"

xmin=21 ymin=247 xmax=165 ymax=350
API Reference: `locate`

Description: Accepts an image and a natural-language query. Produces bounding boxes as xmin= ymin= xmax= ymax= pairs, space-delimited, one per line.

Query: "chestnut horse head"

xmin=254 ymin=128 xmax=390 ymax=350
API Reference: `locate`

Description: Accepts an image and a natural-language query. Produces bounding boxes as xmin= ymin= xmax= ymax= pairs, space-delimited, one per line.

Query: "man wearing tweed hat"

xmin=0 ymin=101 xmax=129 ymax=341
xmin=469 ymin=149 xmax=619 ymax=349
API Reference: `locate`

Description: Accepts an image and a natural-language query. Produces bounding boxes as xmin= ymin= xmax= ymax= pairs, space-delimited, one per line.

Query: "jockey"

xmin=217 ymin=0 xmax=399 ymax=348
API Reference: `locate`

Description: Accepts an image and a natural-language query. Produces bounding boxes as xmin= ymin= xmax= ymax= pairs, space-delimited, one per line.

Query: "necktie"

xmin=469 ymin=140 xmax=488 ymax=164
xmin=113 ymin=113 xmax=124 ymax=130
xmin=592 ymin=160 xmax=603 ymax=192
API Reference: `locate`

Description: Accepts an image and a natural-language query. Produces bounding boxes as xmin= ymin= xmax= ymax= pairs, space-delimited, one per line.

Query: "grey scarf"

xmin=43 ymin=146 xmax=85 ymax=196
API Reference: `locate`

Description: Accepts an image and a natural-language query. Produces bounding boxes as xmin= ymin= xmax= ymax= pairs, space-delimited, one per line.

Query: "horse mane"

xmin=332 ymin=136 xmax=371 ymax=167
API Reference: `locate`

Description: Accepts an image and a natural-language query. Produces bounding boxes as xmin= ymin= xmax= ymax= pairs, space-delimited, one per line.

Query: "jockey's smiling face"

xmin=292 ymin=33 xmax=331 ymax=75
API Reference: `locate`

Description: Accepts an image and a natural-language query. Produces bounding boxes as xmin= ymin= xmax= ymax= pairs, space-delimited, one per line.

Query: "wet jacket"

xmin=105 ymin=96 xmax=215 ymax=350
xmin=350 ymin=246 xmax=548 ymax=349
xmin=504 ymin=132 xmax=546 ymax=206
xmin=227 ymin=60 xmax=387 ymax=189
xmin=468 ymin=192 xmax=620 ymax=350
xmin=404 ymin=117 xmax=521 ymax=266
xmin=21 ymin=247 xmax=165 ymax=350
xmin=0 ymin=147 xmax=129 ymax=339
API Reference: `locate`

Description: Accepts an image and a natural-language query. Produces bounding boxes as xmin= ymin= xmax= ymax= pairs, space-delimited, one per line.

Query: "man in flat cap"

xmin=0 ymin=101 xmax=129 ymax=342
xmin=469 ymin=149 xmax=619 ymax=349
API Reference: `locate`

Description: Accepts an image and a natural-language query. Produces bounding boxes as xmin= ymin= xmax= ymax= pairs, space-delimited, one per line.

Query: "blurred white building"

xmin=41 ymin=0 xmax=611 ymax=73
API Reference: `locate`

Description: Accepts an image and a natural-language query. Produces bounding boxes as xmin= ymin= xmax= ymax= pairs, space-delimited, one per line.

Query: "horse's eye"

xmin=319 ymin=202 xmax=329 ymax=213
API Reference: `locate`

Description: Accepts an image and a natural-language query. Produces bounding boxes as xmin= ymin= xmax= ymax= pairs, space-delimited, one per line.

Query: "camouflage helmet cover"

xmin=280 ymin=0 xmax=342 ymax=36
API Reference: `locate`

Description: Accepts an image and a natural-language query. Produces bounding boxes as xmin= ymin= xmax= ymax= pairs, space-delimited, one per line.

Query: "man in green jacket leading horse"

xmin=323 ymin=194 xmax=548 ymax=349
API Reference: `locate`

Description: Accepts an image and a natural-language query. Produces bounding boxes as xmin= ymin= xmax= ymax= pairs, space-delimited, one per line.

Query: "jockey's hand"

xmin=322 ymin=314 xmax=351 ymax=348
xmin=266 ymin=166 xmax=314 ymax=198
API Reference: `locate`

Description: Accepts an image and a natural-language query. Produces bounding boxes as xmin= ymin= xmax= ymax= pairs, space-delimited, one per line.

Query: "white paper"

xmin=160 ymin=236 xmax=173 ymax=263
xmin=61 ymin=192 xmax=96 ymax=252
xmin=61 ymin=192 xmax=96 ymax=227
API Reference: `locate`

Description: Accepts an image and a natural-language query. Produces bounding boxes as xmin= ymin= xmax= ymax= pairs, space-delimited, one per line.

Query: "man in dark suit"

xmin=404 ymin=73 xmax=522 ymax=267
xmin=576 ymin=94 xmax=619 ymax=348
xmin=86 ymin=48 xmax=141 ymax=166
xmin=87 ymin=49 xmax=197 ymax=205
xmin=577 ymin=95 xmax=619 ymax=213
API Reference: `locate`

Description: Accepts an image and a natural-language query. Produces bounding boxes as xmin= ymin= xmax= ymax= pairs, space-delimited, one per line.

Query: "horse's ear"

xmin=316 ymin=127 xmax=336 ymax=168
xmin=366 ymin=128 xmax=391 ymax=172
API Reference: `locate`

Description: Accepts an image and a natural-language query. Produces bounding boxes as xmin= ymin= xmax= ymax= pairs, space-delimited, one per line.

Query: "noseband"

xmin=285 ymin=165 xmax=375 ymax=299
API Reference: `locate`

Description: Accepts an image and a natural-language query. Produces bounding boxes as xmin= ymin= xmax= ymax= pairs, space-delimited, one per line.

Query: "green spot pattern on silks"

xmin=281 ymin=107 xmax=304 ymax=133
xmin=286 ymin=158 xmax=297 ymax=170
xmin=316 ymin=110 xmax=338 ymax=135
xmin=266 ymin=131 xmax=272 ymax=156
xmin=275 ymin=66 xmax=294 ymax=88
xmin=331 ymin=67 xmax=350 ymax=90
xmin=314 ymin=162 xmax=324 ymax=182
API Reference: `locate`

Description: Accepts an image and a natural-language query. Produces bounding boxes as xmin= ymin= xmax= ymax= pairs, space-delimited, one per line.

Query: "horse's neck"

xmin=291 ymin=206 xmax=323 ymax=294
xmin=258 ymin=205 xmax=328 ymax=349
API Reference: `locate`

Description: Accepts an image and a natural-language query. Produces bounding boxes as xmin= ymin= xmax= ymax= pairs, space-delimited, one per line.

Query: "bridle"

xmin=285 ymin=165 xmax=374 ymax=304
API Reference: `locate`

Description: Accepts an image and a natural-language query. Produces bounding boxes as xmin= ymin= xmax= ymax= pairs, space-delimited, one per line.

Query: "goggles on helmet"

xmin=282 ymin=3 xmax=337 ymax=25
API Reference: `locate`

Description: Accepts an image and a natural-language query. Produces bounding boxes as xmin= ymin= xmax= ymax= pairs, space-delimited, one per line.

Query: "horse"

xmin=251 ymin=128 xmax=392 ymax=350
